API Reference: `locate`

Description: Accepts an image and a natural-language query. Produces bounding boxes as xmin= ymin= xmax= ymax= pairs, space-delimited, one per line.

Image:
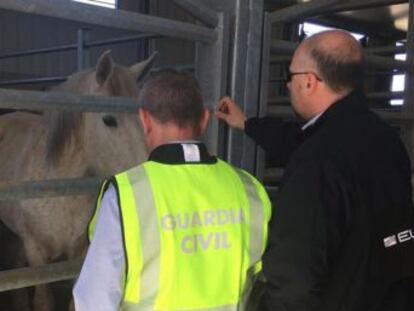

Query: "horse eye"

xmin=102 ymin=115 xmax=118 ymax=128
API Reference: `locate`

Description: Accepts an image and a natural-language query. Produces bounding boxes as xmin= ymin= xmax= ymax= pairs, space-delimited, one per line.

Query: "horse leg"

xmin=23 ymin=238 xmax=54 ymax=311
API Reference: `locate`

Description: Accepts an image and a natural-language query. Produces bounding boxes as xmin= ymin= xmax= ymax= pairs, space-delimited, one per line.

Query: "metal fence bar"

xmin=269 ymin=91 xmax=405 ymax=105
xmin=0 ymin=88 xmax=140 ymax=112
xmin=0 ymin=178 xmax=101 ymax=200
xmin=270 ymin=39 xmax=409 ymax=70
xmin=0 ymin=64 xmax=196 ymax=87
xmin=366 ymin=45 xmax=406 ymax=55
xmin=317 ymin=0 xmax=407 ymax=15
xmin=0 ymin=77 xmax=67 ymax=86
xmin=268 ymin=105 xmax=414 ymax=122
xmin=0 ymin=259 xmax=82 ymax=292
xmin=270 ymin=56 xmax=291 ymax=64
xmin=365 ymin=70 xmax=405 ymax=76
xmin=228 ymin=0 xmax=264 ymax=172
xmin=256 ymin=12 xmax=276 ymax=179
xmin=367 ymin=91 xmax=406 ymax=100
xmin=269 ymin=0 xmax=407 ymax=23
xmin=77 ymin=28 xmax=89 ymax=71
xmin=0 ymin=44 xmax=77 ymax=60
xmin=86 ymin=34 xmax=163 ymax=48
xmin=195 ymin=13 xmax=229 ymax=156
xmin=365 ymin=54 xmax=408 ymax=70
xmin=270 ymin=46 xmax=406 ymax=59
xmin=270 ymin=39 xmax=297 ymax=54
xmin=0 ymin=0 xmax=216 ymax=44
xmin=269 ymin=0 xmax=342 ymax=23
xmin=0 ymin=34 xmax=162 ymax=61
xmin=171 ymin=0 xmax=219 ymax=28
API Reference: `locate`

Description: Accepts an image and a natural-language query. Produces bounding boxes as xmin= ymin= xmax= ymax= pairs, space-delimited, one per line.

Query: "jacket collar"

xmin=300 ymin=89 xmax=368 ymax=137
xmin=148 ymin=142 xmax=217 ymax=164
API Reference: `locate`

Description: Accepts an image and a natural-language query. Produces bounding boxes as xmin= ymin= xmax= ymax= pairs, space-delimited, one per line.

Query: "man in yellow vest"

xmin=73 ymin=70 xmax=271 ymax=311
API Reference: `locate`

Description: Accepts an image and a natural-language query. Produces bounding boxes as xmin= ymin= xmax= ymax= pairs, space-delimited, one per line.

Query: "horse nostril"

xmin=102 ymin=115 xmax=118 ymax=128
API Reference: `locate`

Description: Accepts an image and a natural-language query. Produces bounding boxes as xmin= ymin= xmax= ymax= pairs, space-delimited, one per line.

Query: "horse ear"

xmin=96 ymin=50 xmax=114 ymax=86
xmin=130 ymin=51 xmax=158 ymax=83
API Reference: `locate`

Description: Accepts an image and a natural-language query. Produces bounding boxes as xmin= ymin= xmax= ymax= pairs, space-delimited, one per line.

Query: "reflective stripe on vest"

xmin=234 ymin=170 xmax=268 ymax=309
xmin=91 ymin=160 xmax=271 ymax=311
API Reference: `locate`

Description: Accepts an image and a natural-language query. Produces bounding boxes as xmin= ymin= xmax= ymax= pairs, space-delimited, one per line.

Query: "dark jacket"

xmin=246 ymin=90 xmax=414 ymax=311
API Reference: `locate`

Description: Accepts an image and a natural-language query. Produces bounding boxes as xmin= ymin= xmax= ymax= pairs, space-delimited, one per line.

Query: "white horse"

xmin=0 ymin=50 xmax=156 ymax=311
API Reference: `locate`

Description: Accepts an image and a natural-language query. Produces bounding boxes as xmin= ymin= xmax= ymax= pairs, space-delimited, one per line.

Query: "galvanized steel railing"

xmin=0 ymin=0 xmax=228 ymax=292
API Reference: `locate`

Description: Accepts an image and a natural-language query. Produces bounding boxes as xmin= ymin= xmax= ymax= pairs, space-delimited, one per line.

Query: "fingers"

xmin=217 ymin=96 xmax=234 ymax=114
xmin=215 ymin=96 xmax=246 ymax=130
xmin=214 ymin=109 xmax=228 ymax=122
xmin=215 ymin=96 xmax=234 ymax=122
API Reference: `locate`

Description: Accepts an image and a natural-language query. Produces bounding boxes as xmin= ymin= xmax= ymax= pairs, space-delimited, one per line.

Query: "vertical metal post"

xmin=402 ymin=0 xmax=414 ymax=162
xmin=196 ymin=13 xmax=230 ymax=156
xmin=77 ymin=28 xmax=90 ymax=71
xmin=229 ymin=0 xmax=265 ymax=173
xmin=255 ymin=13 xmax=272 ymax=179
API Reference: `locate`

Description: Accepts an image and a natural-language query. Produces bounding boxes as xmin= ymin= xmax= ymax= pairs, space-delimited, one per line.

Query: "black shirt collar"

xmin=148 ymin=142 xmax=217 ymax=164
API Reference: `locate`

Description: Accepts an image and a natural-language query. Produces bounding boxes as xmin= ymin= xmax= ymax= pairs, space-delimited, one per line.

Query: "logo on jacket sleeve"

xmin=383 ymin=229 xmax=414 ymax=248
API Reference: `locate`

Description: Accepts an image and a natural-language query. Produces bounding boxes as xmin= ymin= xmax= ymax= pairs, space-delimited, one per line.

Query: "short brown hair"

xmin=310 ymin=48 xmax=364 ymax=92
xmin=138 ymin=69 xmax=204 ymax=134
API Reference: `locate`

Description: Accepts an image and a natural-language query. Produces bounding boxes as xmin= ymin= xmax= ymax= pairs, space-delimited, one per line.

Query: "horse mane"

xmin=46 ymin=111 xmax=83 ymax=165
xmin=45 ymin=70 xmax=91 ymax=165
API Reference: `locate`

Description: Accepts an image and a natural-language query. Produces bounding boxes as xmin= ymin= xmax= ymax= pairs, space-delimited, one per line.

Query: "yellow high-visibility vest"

xmin=89 ymin=159 xmax=271 ymax=311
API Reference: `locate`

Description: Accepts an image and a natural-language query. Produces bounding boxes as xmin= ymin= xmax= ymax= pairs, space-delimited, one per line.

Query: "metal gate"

xmin=0 ymin=0 xmax=229 ymax=292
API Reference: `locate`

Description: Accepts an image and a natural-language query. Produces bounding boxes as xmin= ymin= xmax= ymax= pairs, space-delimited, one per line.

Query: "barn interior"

xmin=0 ymin=0 xmax=412 ymax=310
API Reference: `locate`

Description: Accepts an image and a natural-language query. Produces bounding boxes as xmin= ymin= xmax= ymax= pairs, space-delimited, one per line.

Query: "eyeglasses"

xmin=286 ymin=71 xmax=323 ymax=83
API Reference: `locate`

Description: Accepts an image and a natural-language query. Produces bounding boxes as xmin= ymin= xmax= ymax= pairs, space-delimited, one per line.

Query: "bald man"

xmin=216 ymin=30 xmax=414 ymax=310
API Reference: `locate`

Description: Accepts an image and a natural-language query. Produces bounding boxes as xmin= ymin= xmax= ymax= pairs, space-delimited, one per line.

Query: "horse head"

xmin=46 ymin=51 xmax=157 ymax=177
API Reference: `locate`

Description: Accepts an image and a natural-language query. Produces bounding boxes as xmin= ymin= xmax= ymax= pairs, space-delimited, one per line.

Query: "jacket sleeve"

xmin=73 ymin=185 xmax=125 ymax=311
xmin=244 ymin=117 xmax=303 ymax=167
xmin=258 ymin=160 xmax=349 ymax=311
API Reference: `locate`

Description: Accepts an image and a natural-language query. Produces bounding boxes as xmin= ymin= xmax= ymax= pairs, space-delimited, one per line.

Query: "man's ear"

xmin=199 ymin=108 xmax=210 ymax=135
xmin=139 ymin=108 xmax=151 ymax=135
xmin=304 ymin=73 xmax=318 ymax=94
